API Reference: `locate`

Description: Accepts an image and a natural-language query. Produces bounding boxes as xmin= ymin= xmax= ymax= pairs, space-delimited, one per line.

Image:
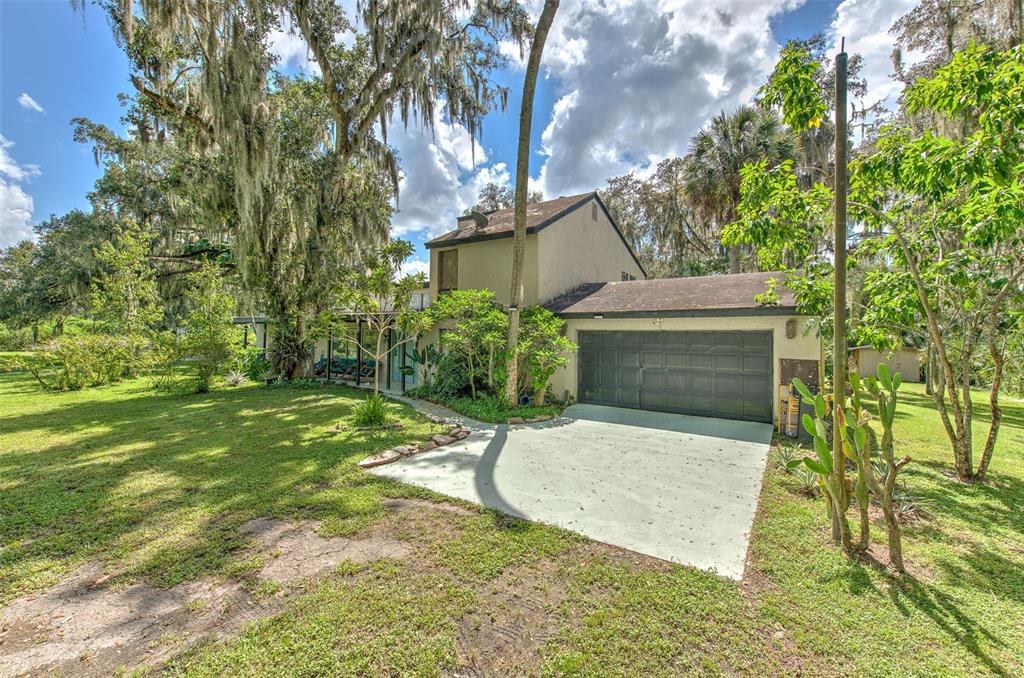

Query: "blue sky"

xmin=1 ymin=0 xmax=916 ymax=271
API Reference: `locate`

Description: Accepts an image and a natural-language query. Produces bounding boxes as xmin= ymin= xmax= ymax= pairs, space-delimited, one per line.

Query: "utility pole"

xmin=832 ymin=39 xmax=852 ymax=550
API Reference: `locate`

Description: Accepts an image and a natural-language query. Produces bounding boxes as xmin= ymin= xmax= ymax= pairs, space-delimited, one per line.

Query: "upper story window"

xmin=591 ymin=202 xmax=598 ymax=221
xmin=439 ymin=249 xmax=459 ymax=292
xmin=621 ymin=271 xmax=636 ymax=281
xmin=409 ymin=291 xmax=432 ymax=310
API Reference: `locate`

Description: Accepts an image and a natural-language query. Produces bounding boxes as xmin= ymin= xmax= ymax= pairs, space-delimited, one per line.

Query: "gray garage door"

xmin=577 ymin=330 xmax=773 ymax=422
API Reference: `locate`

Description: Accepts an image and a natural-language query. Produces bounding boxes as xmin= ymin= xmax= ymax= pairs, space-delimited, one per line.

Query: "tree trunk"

xmin=505 ymin=0 xmax=560 ymax=406
xmin=925 ymin=344 xmax=936 ymax=395
xmin=891 ymin=224 xmax=973 ymax=481
xmin=976 ymin=328 xmax=1004 ymax=479
xmin=728 ymin=246 xmax=740 ymax=274
xmin=535 ymin=383 xmax=547 ymax=407
xmin=375 ymin=331 xmax=384 ymax=394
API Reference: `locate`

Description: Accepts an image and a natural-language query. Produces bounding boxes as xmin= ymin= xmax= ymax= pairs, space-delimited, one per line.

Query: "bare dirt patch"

xmin=453 ymin=558 xmax=569 ymax=677
xmin=0 ymin=563 xmax=256 ymax=678
xmin=0 ymin=518 xmax=411 ymax=677
xmin=240 ymin=518 xmax=411 ymax=583
xmin=380 ymin=497 xmax=475 ymax=517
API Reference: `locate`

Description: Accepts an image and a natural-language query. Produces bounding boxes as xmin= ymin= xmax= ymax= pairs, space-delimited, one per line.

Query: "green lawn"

xmin=1 ymin=369 xmax=1022 ymax=676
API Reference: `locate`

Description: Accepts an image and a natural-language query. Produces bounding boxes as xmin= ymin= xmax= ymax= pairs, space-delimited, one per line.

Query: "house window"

xmin=591 ymin=202 xmax=598 ymax=221
xmin=621 ymin=272 xmax=636 ymax=281
xmin=439 ymin=249 xmax=458 ymax=292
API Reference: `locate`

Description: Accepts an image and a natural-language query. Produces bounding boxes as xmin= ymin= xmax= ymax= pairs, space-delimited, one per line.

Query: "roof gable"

xmin=425 ymin=191 xmax=646 ymax=277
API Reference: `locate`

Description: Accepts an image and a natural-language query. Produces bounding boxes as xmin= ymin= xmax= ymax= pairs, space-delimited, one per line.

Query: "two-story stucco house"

xmin=240 ymin=191 xmax=822 ymax=426
xmin=424 ymin=191 xmax=822 ymax=425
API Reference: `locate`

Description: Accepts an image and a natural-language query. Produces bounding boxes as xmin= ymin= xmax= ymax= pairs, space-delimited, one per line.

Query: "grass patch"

xmin=166 ymin=562 xmax=475 ymax=676
xmin=441 ymin=394 xmax=562 ymax=423
xmin=0 ymin=368 xmax=443 ymax=603
xmin=2 ymin=365 xmax=1023 ymax=676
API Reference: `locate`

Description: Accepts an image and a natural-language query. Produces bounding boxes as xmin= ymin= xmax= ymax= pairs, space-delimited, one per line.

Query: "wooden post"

xmin=326 ymin=327 xmax=333 ymax=382
xmin=832 ymin=42 xmax=851 ymax=550
xmin=355 ymin=318 xmax=362 ymax=387
xmin=243 ymin=326 xmax=249 ymax=348
xmin=401 ymin=333 xmax=408 ymax=393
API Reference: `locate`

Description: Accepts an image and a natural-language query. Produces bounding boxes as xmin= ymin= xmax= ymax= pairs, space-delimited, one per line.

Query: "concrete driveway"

xmin=372 ymin=404 xmax=773 ymax=579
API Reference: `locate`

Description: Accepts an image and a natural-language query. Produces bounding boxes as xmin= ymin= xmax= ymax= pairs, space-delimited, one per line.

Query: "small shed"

xmin=850 ymin=345 xmax=923 ymax=383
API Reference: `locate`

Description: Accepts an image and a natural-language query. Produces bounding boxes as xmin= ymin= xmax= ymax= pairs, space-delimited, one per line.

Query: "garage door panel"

xmin=743 ymin=399 xmax=772 ymax=420
xmin=742 ymin=332 xmax=771 ymax=350
xmin=620 ymin=349 xmax=641 ymax=367
xmin=713 ymin=354 xmax=742 ymax=371
xmin=642 ymin=351 xmax=663 ymax=368
xmin=577 ymin=330 xmax=773 ymax=423
xmin=664 ymin=353 xmax=686 ymax=368
xmin=743 ymin=354 xmax=771 ymax=372
xmin=743 ymin=374 xmax=771 ymax=396
xmin=689 ymin=353 xmax=713 ymax=369
xmin=713 ymin=332 xmax=740 ymax=350
xmin=620 ymin=368 xmax=641 ymax=388
xmin=714 ymin=372 xmax=743 ymax=395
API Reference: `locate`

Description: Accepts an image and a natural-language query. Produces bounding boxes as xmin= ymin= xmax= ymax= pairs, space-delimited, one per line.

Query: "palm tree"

xmin=684 ymin=105 xmax=795 ymax=273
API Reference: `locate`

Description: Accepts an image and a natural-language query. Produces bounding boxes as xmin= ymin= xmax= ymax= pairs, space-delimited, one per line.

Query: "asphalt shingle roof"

xmin=545 ymin=271 xmax=797 ymax=315
xmin=425 ymin=192 xmax=595 ymax=247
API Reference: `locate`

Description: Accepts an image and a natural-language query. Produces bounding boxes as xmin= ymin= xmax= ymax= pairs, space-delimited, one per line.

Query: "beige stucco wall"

xmin=427 ymin=197 xmax=644 ymax=307
xmin=429 ymin=236 xmax=539 ymax=307
xmin=854 ymin=347 xmax=922 ymax=383
xmin=548 ymin=315 xmax=822 ymax=424
xmin=537 ymin=201 xmax=645 ymax=300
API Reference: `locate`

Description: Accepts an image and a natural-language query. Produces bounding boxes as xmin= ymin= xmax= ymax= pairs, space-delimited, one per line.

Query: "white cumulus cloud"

xmin=17 ymin=93 xmax=44 ymax=114
xmin=387 ymin=110 xmax=513 ymax=239
xmin=829 ymin=0 xmax=920 ymax=116
xmin=527 ymin=0 xmax=799 ymax=199
xmin=0 ymin=134 xmax=40 ymax=247
xmin=399 ymin=257 xmax=430 ymax=279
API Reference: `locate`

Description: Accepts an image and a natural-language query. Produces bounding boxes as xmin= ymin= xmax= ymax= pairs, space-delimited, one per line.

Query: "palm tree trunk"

xmin=506 ymin=0 xmax=560 ymax=405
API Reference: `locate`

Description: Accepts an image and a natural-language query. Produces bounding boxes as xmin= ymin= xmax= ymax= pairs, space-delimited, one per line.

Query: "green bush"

xmin=181 ymin=264 xmax=238 ymax=394
xmin=442 ymin=395 xmax=561 ymax=423
xmin=0 ymin=324 xmax=34 ymax=351
xmin=25 ymin=334 xmax=150 ymax=390
xmin=417 ymin=351 xmax=472 ymax=400
xmin=237 ymin=346 xmax=271 ymax=381
xmin=148 ymin=330 xmax=182 ymax=390
xmin=351 ymin=392 xmax=389 ymax=427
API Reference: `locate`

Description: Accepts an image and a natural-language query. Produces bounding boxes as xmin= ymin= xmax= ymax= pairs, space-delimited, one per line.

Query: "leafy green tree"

xmin=732 ymin=43 xmax=1024 ymax=482
xmin=32 ymin=210 xmax=114 ymax=329
xmin=93 ymin=1 xmax=530 ymax=379
xmin=517 ymin=306 xmax=575 ymax=405
xmin=0 ymin=241 xmax=46 ymax=343
xmin=851 ymin=44 xmax=1024 ymax=481
xmin=181 ymin=263 xmax=239 ymax=393
xmin=92 ymin=221 xmax=162 ymax=336
xmin=333 ymin=239 xmax=431 ymax=394
xmin=429 ymin=289 xmax=507 ymax=400
xmin=602 ymin=158 xmax=725 ymax=278
xmin=466 ymin=182 xmax=543 ymax=214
